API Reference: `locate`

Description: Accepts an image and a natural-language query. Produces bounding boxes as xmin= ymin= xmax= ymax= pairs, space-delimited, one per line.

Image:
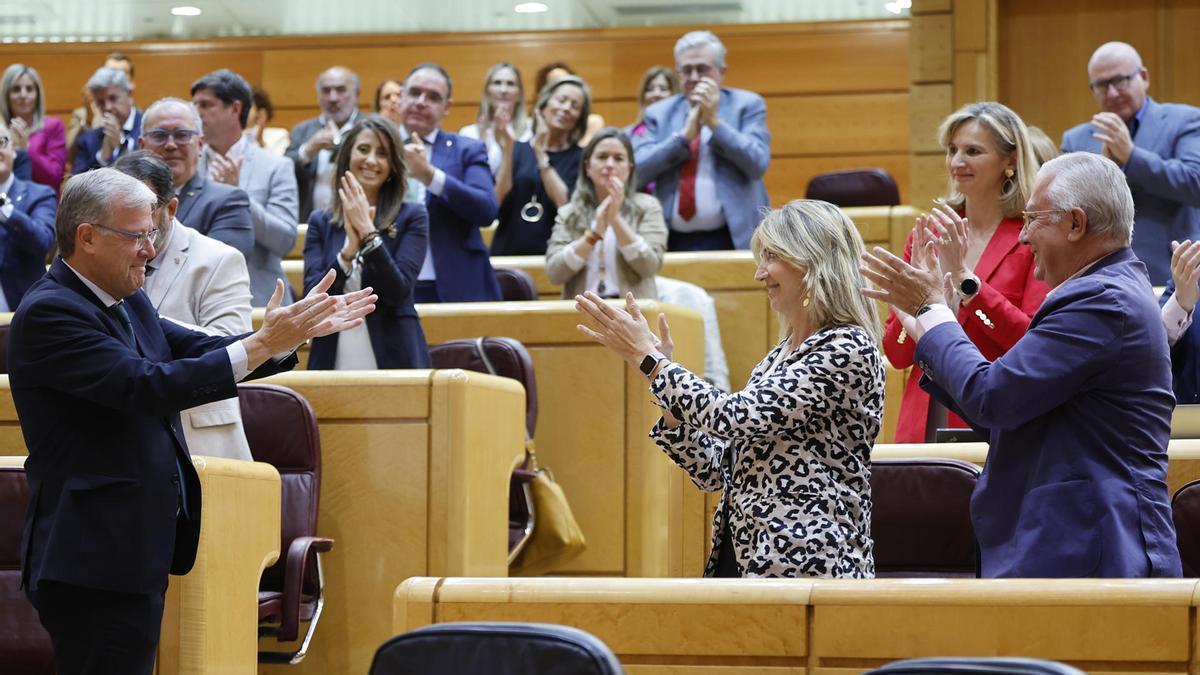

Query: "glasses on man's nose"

xmin=94 ymin=223 xmax=163 ymax=249
xmin=1020 ymin=209 xmax=1069 ymax=228
xmin=678 ymin=64 xmax=713 ymax=78
xmin=141 ymin=128 xmax=200 ymax=147
xmin=1088 ymin=69 xmax=1143 ymax=95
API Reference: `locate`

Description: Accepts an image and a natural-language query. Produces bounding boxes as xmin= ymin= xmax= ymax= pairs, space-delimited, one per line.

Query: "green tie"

xmin=111 ymin=301 xmax=134 ymax=342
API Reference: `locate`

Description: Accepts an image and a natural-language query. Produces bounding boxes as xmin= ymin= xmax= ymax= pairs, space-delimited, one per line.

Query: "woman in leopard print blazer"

xmin=576 ymin=200 xmax=885 ymax=578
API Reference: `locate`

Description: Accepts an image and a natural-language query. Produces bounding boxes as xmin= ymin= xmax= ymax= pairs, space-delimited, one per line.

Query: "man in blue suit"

xmin=72 ymin=67 xmax=143 ymax=176
xmin=396 ymin=63 xmax=500 ymax=302
xmin=862 ymin=152 xmax=1181 ymax=578
xmin=0 ymin=120 xmax=56 ymax=311
xmin=1061 ymin=41 xmax=1200 ymax=285
xmin=11 ymin=168 xmax=375 ymax=674
xmin=634 ymin=30 xmax=771 ymax=251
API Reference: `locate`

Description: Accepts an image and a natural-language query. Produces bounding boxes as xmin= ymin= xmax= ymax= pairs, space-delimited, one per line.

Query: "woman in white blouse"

xmin=545 ymin=127 xmax=667 ymax=299
xmin=575 ymin=200 xmax=885 ymax=578
xmin=459 ymin=62 xmax=532 ymax=176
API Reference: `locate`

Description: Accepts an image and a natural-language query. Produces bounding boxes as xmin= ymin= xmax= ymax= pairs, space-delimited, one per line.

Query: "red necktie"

xmin=677 ymin=135 xmax=701 ymax=221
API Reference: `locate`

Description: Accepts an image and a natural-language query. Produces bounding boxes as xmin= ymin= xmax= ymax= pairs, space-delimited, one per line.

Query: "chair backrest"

xmin=870 ymin=457 xmax=980 ymax=577
xmin=370 ymin=622 xmax=624 ymax=675
xmin=495 ymin=267 xmax=539 ymax=301
xmin=867 ymin=657 xmax=1085 ymax=674
xmin=1172 ymin=479 xmax=1200 ymax=576
xmin=428 ymin=337 xmax=538 ymax=437
xmin=0 ymin=466 xmax=55 ymax=674
xmin=238 ymin=383 xmax=323 ymax=595
xmin=804 ymin=168 xmax=901 ymax=207
xmin=0 ymin=323 xmax=10 ymax=374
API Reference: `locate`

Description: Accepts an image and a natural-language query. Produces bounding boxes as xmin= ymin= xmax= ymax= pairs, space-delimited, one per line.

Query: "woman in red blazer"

xmin=884 ymin=102 xmax=1049 ymax=443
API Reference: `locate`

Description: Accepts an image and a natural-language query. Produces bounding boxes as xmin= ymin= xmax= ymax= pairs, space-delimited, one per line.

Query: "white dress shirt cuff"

xmin=428 ymin=168 xmax=446 ymax=197
xmin=1164 ymin=294 xmax=1194 ymax=346
xmin=227 ymin=341 xmax=250 ymax=382
xmin=912 ymin=304 xmax=958 ymax=341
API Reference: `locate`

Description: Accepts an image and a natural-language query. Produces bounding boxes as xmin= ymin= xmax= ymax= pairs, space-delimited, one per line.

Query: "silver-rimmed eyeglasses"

xmin=94 ymin=223 xmax=163 ymax=249
xmin=1020 ymin=209 xmax=1069 ymax=228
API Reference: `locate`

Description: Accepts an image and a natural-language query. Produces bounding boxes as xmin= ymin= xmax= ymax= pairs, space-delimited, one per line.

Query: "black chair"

xmin=1172 ymin=479 xmax=1200 ymax=576
xmin=0 ymin=465 xmax=55 ymax=674
xmin=495 ymin=267 xmax=539 ymax=301
xmin=239 ymin=383 xmax=333 ymax=664
xmin=369 ymin=622 xmax=624 ymax=675
xmin=870 ymin=457 xmax=980 ymax=577
xmin=805 ymin=168 xmax=901 ymax=207
xmin=866 ymin=657 xmax=1085 ymax=674
xmin=0 ymin=323 xmax=10 ymax=374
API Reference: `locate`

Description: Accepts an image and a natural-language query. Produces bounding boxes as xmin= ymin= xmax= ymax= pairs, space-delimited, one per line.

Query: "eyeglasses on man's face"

xmin=93 ymin=223 xmax=163 ymax=249
xmin=1089 ymin=69 xmax=1143 ymax=95
xmin=1020 ymin=209 xmax=1069 ymax=228
xmin=141 ymin=128 xmax=200 ymax=147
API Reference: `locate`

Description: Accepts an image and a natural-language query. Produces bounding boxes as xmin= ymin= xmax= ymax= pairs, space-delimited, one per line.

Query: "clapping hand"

xmin=494 ymin=103 xmax=514 ymax=151
xmin=689 ymin=77 xmax=721 ymax=128
xmin=1172 ymin=240 xmax=1200 ymax=313
xmin=681 ymin=104 xmax=702 ymax=140
xmin=8 ymin=117 xmax=28 ymax=150
xmin=207 ymin=151 xmax=242 ymax=185
xmin=576 ymin=291 xmax=663 ymax=370
xmin=249 ymin=272 xmax=377 ymax=362
xmin=860 ymin=236 xmax=948 ymax=319
xmin=99 ymin=112 xmax=122 ymax=157
xmin=305 ymin=121 xmax=339 ymax=158
xmin=1091 ymin=112 xmax=1134 ymax=165
xmin=924 ymin=202 xmax=970 ymax=277
xmin=402 ymin=133 xmax=435 ymax=184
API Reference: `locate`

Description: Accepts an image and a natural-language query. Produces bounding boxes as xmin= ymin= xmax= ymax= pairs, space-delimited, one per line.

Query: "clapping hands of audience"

xmin=1172 ymin=239 xmax=1200 ymax=312
xmin=402 ymin=133 xmax=435 ymax=184
xmin=493 ymin=103 xmax=514 ymax=152
xmin=8 ymin=117 xmax=28 ymax=150
xmin=207 ymin=150 xmax=242 ymax=185
xmin=304 ymin=120 xmax=340 ymax=158
xmin=99 ymin=112 xmax=123 ymax=157
xmin=1091 ymin=112 xmax=1134 ymax=165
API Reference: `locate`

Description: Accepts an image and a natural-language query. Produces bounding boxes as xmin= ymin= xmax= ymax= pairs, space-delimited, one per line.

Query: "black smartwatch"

xmin=958 ymin=275 xmax=980 ymax=297
xmin=639 ymin=352 xmax=665 ymax=376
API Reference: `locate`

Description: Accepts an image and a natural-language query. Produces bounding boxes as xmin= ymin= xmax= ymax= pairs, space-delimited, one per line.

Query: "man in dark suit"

xmin=1061 ymin=41 xmax=1200 ymax=285
xmin=285 ymin=66 xmax=361 ymax=222
xmin=397 ymin=63 xmax=500 ymax=302
xmin=11 ymin=167 xmax=375 ymax=674
xmin=0 ymin=120 xmax=56 ymax=311
xmin=71 ymin=67 xmax=143 ymax=175
xmin=139 ymin=97 xmax=254 ymax=259
xmin=863 ymin=152 xmax=1181 ymax=578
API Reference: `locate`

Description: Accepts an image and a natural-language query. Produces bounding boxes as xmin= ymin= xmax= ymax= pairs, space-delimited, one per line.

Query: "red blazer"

xmin=883 ymin=217 xmax=1049 ymax=442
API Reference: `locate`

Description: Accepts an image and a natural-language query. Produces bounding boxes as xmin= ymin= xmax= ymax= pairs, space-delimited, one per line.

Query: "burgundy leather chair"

xmin=0 ymin=465 xmax=55 ymax=674
xmin=805 ymin=168 xmax=901 ymax=207
xmin=494 ymin=267 xmax=539 ymax=302
xmin=429 ymin=337 xmax=538 ymax=559
xmin=870 ymin=457 xmax=980 ymax=577
xmin=1172 ymin=479 xmax=1200 ymax=576
xmin=238 ymin=383 xmax=332 ymax=665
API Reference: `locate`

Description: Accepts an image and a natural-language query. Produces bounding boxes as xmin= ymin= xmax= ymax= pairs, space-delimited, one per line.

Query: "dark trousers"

xmin=27 ymin=580 xmax=165 ymax=675
xmin=668 ymin=224 xmax=735 ymax=252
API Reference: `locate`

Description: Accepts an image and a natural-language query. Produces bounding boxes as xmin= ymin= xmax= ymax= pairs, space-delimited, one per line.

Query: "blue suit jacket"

xmin=304 ymin=204 xmax=432 ymax=369
xmin=71 ymin=109 xmax=143 ymax=175
xmin=175 ymin=171 xmax=255 ymax=260
xmin=1062 ymin=98 xmax=1200 ymax=284
xmin=10 ymin=258 xmax=296 ymax=594
xmin=0 ymin=177 xmax=56 ymax=309
xmin=424 ymin=130 xmax=500 ymax=302
xmin=13 ymin=150 xmax=30 ymax=181
xmin=916 ymin=248 xmax=1180 ymax=578
xmin=633 ymin=87 xmax=771 ymax=249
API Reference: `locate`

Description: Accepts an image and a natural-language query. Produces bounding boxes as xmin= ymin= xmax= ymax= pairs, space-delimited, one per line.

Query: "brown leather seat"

xmin=1172 ymin=479 xmax=1200 ymax=576
xmin=0 ymin=465 xmax=55 ymax=673
xmin=494 ymin=267 xmax=539 ymax=302
xmin=805 ymin=168 xmax=901 ymax=207
xmin=870 ymin=457 xmax=980 ymax=577
xmin=239 ymin=383 xmax=332 ymax=665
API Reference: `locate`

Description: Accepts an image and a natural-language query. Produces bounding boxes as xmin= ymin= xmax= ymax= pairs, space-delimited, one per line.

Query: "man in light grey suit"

xmin=114 ymin=150 xmax=254 ymax=461
xmin=138 ymin=98 xmax=254 ymax=260
xmin=634 ymin=30 xmax=771 ymax=251
xmin=1061 ymin=41 xmax=1200 ymax=284
xmin=285 ymin=66 xmax=361 ymax=221
xmin=192 ymin=69 xmax=299 ymax=306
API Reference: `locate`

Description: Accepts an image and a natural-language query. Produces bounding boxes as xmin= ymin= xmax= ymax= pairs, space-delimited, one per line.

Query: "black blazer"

xmin=71 ymin=109 xmax=143 ymax=175
xmin=10 ymin=258 xmax=296 ymax=594
xmin=304 ymin=203 xmax=432 ymax=369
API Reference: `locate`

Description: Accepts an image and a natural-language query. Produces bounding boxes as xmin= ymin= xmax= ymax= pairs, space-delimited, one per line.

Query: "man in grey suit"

xmin=115 ymin=150 xmax=254 ymax=461
xmin=138 ymin=98 xmax=254 ymax=260
xmin=1061 ymin=41 xmax=1200 ymax=285
xmin=192 ymin=69 xmax=299 ymax=306
xmin=634 ymin=30 xmax=771 ymax=251
xmin=285 ymin=66 xmax=361 ymax=221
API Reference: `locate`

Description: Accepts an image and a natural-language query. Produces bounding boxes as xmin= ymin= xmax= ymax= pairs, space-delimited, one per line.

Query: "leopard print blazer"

xmin=649 ymin=324 xmax=884 ymax=578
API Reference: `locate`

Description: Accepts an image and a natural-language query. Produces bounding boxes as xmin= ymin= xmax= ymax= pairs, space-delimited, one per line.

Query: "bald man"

xmin=1062 ymin=41 xmax=1200 ymax=284
xmin=285 ymin=66 xmax=361 ymax=221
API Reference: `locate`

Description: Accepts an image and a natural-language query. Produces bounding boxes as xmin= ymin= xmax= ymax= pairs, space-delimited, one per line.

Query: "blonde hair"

xmin=937 ymin=102 xmax=1038 ymax=219
xmin=751 ymin=200 xmax=880 ymax=343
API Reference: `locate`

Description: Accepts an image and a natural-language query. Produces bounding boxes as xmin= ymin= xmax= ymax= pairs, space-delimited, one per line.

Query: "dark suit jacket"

xmin=1160 ymin=281 xmax=1200 ymax=403
xmin=175 ymin=171 xmax=254 ymax=259
xmin=13 ymin=150 xmax=30 ymax=181
xmin=10 ymin=257 xmax=296 ymax=594
xmin=0 ymin=177 xmax=57 ymax=309
xmin=71 ymin=109 xmax=143 ymax=175
xmin=916 ymin=248 xmax=1181 ymax=578
xmin=304 ymin=204 xmax=431 ymax=369
xmin=424 ymin=129 xmax=501 ymax=302
xmin=284 ymin=113 xmax=359 ymax=222
xmin=1062 ymin=98 xmax=1200 ymax=284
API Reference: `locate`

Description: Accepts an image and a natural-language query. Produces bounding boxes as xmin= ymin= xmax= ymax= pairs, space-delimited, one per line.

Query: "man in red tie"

xmin=633 ymin=30 xmax=771 ymax=251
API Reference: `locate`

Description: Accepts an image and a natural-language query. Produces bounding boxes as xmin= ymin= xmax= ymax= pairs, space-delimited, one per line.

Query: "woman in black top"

xmin=492 ymin=75 xmax=590 ymax=256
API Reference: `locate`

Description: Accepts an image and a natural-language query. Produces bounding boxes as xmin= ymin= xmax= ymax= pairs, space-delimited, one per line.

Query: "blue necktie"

xmin=111 ymin=301 xmax=134 ymax=342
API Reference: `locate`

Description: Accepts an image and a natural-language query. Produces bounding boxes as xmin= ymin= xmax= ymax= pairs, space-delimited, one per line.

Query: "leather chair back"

xmin=429 ymin=337 xmax=538 ymax=437
xmin=0 ymin=466 xmax=55 ymax=674
xmin=239 ymin=384 xmax=322 ymax=595
xmin=1172 ymin=479 xmax=1200 ymax=576
xmin=370 ymin=622 xmax=624 ymax=675
xmin=867 ymin=657 xmax=1085 ymax=674
xmin=870 ymin=457 xmax=980 ymax=577
xmin=805 ymin=168 xmax=901 ymax=207
xmin=495 ymin=267 xmax=539 ymax=302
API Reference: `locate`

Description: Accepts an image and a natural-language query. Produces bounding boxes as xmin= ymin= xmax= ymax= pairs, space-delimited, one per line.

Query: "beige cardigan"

xmin=544 ymin=192 xmax=669 ymax=300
